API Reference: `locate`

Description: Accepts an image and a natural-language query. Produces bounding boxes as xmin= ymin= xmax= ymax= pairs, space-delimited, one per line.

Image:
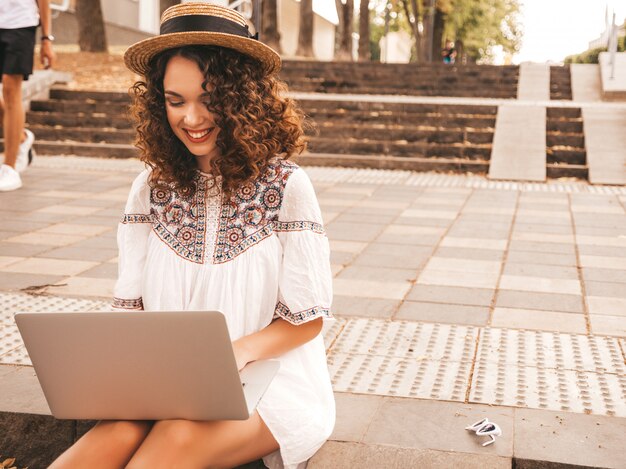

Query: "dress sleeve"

xmin=112 ymin=169 xmax=152 ymax=310
xmin=273 ymin=168 xmax=333 ymax=325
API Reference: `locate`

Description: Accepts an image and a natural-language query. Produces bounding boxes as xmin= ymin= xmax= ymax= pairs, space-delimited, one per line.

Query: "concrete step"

xmin=3 ymin=364 xmax=624 ymax=469
xmin=550 ymin=65 xmax=573 ymax=101
xmin=547 ymin=148 xmax=586 ymax=165
xmin=548 ymin=107 xmax=581 ymax=119
xmin=49 ymin=88 xmax=129 ymax=102
xmin=298 ymin=152 xmax=490 ymax=173
xmin=283 ymin=79 xmax=519 ymax=91
xmin=33 ymin=140 xmax=137 ymax=158
xmin=25 ymin=139 xmax=491 ymax=167
xmin=25 ymin=108 xmax=497 ymax=131
xmin=27 ymin=110 xmax=132 ymax=129
xmin=547 ymin=119 xmax=583 ymax=133
xmin=280 ymin=66 xmax=519 ymax=78
xmin=315 ymin=124 xmax=493 ymax=144
xmin=298 ymin=100 xmax=498 ymax=115
xmin=285 ymin=82 xmax=517 ymax=98
xmin=280 ymin=60 xmax=519 ymax=76
xmin=282 ymin=72 xmax=519 ymax=84
xmin=308 ymin=138 xmax=491 ymax=160
xmin=546 ymin=162 xmax=588 ymax=179
xmin=39 ymin=91 xmax=500 ymax=117
xmin=546 ymin=133 xmax=585 ymax=148
xmin=306 ymin=110 xmax=496 ymax=128
xmin=4 ymin=124 xmax=492 ymax=149
xmin=279 ymin=61 xmax=519 ymax=98
xmin=26 ymin=125 xmax=134 ymax=144
xmin=30 ymin=99 xmax=129 ymax=114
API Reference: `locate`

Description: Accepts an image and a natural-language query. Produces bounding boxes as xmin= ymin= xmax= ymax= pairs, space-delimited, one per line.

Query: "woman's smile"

xmin=184 ymin=127 xmax=215 ymax=143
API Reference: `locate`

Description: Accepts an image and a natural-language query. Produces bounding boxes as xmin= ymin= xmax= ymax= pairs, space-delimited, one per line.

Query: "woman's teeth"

xmin=187 ymin=129 xmax=211 ymax=139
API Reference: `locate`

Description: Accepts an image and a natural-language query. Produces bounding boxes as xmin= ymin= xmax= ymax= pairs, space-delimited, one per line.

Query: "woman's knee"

xmin=151 ymin=419 xmax=198 ymax=451
xmin=1 ymin=76 xmax=22 ymax=103
xmin=126 ymin=420 xmax=206 ymax=469
xmin=49 ymin=421 xmax=151 ymax=468
xmin=102 ymin=420 xmax=152 ymax=448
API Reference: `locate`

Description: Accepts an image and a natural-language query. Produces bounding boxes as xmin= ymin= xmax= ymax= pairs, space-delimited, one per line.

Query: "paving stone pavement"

xmin=1 ymin=156 xmax=626 ymax=467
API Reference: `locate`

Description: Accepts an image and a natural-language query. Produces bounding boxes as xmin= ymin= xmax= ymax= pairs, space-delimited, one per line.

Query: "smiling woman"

xmin=48 ymin=3 xmax=335 ymax=469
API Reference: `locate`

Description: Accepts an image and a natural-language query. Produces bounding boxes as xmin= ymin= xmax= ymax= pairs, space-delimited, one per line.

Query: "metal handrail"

xmin=50 ymin=0 xmax=70 ymax=19
xmin=229 ymin=0 xmax=253 ymax=19
xmin=609 ymin=12 xmax=617 ymax=80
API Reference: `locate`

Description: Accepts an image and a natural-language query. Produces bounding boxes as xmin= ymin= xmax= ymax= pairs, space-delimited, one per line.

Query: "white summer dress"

xmin=112 ymin=159 xmax=335 ymax=469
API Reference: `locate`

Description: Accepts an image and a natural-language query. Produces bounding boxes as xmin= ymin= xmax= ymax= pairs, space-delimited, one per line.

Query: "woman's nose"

xmin=184 ymin=103 xmax=205 ymax=127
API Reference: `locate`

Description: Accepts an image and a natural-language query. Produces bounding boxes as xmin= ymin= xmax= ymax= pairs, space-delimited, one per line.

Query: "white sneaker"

xmin=0 ymin=164 xmax=23 ymax=191
xmin=15 ymin=129 xmax=35 ymax=173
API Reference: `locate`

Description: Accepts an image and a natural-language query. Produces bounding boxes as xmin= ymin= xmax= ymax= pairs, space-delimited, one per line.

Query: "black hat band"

xmin=160 ymin=14 xmax=258 ymax=40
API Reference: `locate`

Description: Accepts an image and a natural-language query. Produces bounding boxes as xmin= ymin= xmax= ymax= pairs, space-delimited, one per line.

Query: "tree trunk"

xmin=335 ymin=0 xmax=353 ymax=60
xmin=358 ymin=0 xmax=370 ymax=61
xmin=160 ymin=0 xmax=179 ymax=16
xmin=432 ymin=7 xmax=445 ymax=64
xmin=75 ymin=0 xmax=107 ymax=52
xmin=423 ymin=0 xmax=435 ymax=61
xmin=296 ymin=0 xmax=314 ymax=57
xmin=403 ymin=0 xmax=421 ymax=62
xmin=261 ymin=0 xmax=281 ymax=53
xmin=420 ymin=0 xmax=429 ymax=61
xmin=455 ymin=39 xmax=466 ymax=64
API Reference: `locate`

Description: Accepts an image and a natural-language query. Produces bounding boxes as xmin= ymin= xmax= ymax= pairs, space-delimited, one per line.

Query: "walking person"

xmin=0 ymin=0 xmax=56 ymax=191
xmin=442 ymin=39 xmax=457 ymax=64
xmin=50 ymin=3 xmax=334 ymax=468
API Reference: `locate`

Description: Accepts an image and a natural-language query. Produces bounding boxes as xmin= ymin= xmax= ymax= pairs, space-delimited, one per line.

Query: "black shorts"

xmin=0 ymin=27 xmax=37 ymax=80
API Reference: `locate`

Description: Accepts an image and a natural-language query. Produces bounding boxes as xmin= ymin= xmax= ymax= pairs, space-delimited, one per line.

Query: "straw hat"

xmin=124 ymin=2 xmax=281 ymax=76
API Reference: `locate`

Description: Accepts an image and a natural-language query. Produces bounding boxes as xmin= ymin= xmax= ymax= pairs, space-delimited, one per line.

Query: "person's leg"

xmin=126 ymin=412 xmax=279 ymax=469
xmin=1 ymin=73 xmax=24 ymax=168
xmin=49 ymin=420 xmax=153 ymax=469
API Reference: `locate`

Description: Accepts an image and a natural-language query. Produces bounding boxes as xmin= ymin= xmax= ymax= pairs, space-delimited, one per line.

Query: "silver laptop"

xmin=14 ymin=310 xmax=279 ymax=421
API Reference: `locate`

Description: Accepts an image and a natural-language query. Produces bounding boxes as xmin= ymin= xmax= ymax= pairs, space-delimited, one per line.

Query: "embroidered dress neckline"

xmin=196 ymin=171 xmax=222 ymax=198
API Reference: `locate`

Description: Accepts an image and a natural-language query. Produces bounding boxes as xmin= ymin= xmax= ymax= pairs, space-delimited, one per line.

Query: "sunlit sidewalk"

xmin=1 ymin=156 xmax=625 ymax=467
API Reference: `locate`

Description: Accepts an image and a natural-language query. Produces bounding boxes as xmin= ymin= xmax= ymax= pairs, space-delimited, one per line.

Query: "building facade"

xmin=96 ymin=0 xmax=337 ymax=59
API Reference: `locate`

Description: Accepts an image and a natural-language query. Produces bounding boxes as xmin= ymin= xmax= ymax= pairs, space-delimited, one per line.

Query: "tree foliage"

xmin=442 ymin=0 xmax=522 ymax=62
xmin=370 ymin=0 xmax=521 ymax=63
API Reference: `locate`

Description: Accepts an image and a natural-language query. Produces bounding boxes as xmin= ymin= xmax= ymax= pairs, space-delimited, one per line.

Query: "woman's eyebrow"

xmin=164 ymin=90 xmax=211 ymax=98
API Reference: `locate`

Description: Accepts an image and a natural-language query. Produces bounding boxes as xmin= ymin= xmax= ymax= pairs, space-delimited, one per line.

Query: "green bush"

xmin=565 ymin=36 xmax=626 ymax=64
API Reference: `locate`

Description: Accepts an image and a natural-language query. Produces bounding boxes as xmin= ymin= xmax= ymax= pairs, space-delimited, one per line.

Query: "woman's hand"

xmin=232 ymin=339 xmax=253 ymax=371
xmin=231 ymin=317 xmax=323 ymax=371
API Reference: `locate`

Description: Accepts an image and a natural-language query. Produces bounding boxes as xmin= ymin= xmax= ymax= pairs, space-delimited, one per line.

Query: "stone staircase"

xmin=12 ymin=88 xmax=499 ymax=175
xmin=304 ymin=100 xmax=497 ymax=173
xmin=546 ymin=107 xmax=587 ymax=179
xmin=281 ymin=60 xmax=519 ymax=99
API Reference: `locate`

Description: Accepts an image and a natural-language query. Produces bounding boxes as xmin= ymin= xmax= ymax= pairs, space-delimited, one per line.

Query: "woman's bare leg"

xmin=126 ymin=412 xmax=279 ymax=469
xmin=49 ymin=420 xmax=153 ymax=469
